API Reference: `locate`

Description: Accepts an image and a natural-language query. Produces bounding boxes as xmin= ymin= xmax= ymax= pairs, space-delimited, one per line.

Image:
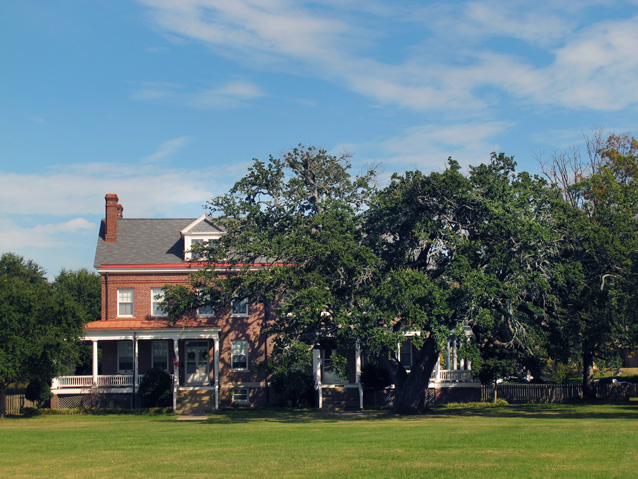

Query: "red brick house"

xmin=51 ymin=194 xmax=479 ymax=412
xmin=50 ymin=194 xmax=274 ymax=413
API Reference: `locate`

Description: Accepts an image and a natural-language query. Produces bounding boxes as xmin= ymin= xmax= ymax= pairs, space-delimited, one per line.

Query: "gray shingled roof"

xmin=94 ymin=218 xmax=223 ymax=267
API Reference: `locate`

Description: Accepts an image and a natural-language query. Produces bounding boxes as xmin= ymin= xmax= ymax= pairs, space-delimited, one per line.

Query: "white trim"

xmin=97 ymin=266 xmax=264 ymax=274
xmin=83 ymin=328 xmax=221 ymax=342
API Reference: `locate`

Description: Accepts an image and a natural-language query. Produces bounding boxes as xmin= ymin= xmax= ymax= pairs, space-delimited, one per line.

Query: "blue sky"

xmin=2 ymin=0 xmax=638 ymax=277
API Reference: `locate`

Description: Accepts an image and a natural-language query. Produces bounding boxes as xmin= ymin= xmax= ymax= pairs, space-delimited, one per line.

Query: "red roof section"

xmin=84 ymin=318 xmax=218 ymax=330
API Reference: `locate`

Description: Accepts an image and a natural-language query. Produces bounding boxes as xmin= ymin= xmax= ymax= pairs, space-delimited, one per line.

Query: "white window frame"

xmin=151 ymin=288 xmax=167 ymax=317
xmin=231 ymin=340 xmax=249 ymax=371
xmin=152 ymin=341 xmax=169 ymax=370
xmin=231 ymin=298 xmax=249 ymax=317
xmin=231 ymin=387 xmax=250 ymax=404
xmin=118 ymin=341 xmax=133 ymax=373
xmin=117 ymin=289 xmax=134 ymax=317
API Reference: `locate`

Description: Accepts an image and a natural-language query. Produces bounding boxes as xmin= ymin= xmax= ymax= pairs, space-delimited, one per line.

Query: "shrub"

xmin=25 ymin=378 xmax=53 ymax=406
xmin=138 ymin=367 xmax=172 ymax=408
xmin=270 ymin=370 xmax=315 ymax=408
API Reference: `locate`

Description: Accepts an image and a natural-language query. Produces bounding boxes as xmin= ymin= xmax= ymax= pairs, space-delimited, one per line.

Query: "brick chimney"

xmin=105 ymin=194 xmax=123 ymax=242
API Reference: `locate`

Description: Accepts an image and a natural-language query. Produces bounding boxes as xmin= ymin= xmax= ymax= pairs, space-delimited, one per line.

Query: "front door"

xmin=185 ymin=341 xmax=209 ymax=385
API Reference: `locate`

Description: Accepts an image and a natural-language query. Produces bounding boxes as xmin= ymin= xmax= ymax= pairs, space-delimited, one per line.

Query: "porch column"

xmin=453 ymin=340 xmax=458 ymax=370
xmin=312 ymin=349 xmax=322 ymax=409
xmin=214 ymin=336 xmax=220 ymax=410
xmin=173 ymin=339 xmax=179 ymax=413
xmin=446 ymin=341 xmax=451 ymax=370
xmin=133 ymin=335 xmax=138 ymax=408
xmin=355 ymin=342 xmax=363 ymax=410
xmin=435 ymin=356 xmax=441 ymax=381
xmin=92 ymin=340 xmax=98 ymax=386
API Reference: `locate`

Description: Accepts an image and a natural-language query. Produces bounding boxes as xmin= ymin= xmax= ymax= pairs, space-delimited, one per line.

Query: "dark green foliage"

xmin=25 ymin=378 xmax=53 ymax=405
xmin=0 ymin=254 xmax=86 ymax=417
xmin=270 ymin=370 xmax=315 ymax=408
xmin=360 ymin=362 xmax=392 ymax=390
xmin=138 ymin=367 xmax=173 ymax=408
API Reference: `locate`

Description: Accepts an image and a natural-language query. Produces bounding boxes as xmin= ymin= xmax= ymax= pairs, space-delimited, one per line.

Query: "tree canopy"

xmin=0 ymin=254 xmax=91 ymax=416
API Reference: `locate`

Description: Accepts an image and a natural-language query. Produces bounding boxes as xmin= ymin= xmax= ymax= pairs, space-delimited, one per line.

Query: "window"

xmin=198 ymin=304 xmax=215 ymax=316
xmin=399 ymin=339 xmax=412 ymax=371
xmin=231 ymin=340 xmax=248 ymax=370
xmin=322 ymin=349 xmax=341 ymax=383
xmin=151 ymin=288 xmax=167 ymax=317
xmin=189 ymin=238 xmax=204 ymax=260
xmin=231 ymin=387 xmax=249 ymax=404
xmin=152 ymin=341 xmax=169 ymax=370
xmin=118 ymin=289 xmax=134 ymax=317
xmin=232 ymin=298 xmax=249 ymax=317
xmin=118 ymin=341 xmax=133 ymax=372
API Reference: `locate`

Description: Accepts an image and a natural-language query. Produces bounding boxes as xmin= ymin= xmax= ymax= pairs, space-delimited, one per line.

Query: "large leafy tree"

xmin=542 ymin=133 xmax=638 ymax=397
xmin=0 ymin=254 xmax=87 ymax=416
xmin=364 ymin=155 xmax=561 ymax=412
xmin=162 ymin=145 xmax=379 ymax=402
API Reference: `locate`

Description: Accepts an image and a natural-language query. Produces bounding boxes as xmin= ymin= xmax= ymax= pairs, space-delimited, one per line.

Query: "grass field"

xmin=1 ymin=404 xmax=637 ymax=478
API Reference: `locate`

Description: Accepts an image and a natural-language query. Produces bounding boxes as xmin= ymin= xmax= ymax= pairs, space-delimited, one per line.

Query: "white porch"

xmin=51 ymin=327 xmax=222 ymax=411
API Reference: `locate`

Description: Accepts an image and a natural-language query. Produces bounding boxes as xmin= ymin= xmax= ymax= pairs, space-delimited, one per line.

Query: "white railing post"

xmin=92 ymin=340 xmax=98 ymax=386
xmin=214 ymin=336 xmax=220 ymax=410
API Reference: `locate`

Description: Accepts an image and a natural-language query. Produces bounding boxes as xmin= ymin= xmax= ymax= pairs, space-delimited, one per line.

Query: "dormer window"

xmin=181 ymin=214 xmax=224 ymax=261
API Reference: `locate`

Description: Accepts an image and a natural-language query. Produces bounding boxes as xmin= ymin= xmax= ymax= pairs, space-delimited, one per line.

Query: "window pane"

xmin=152 ymin=341 xmax=168 ymax=369
xmin=231 ymin=341 xmax=248 ymax=369
xmin=118 ymin=342 xmax=133 ymax=371
xmin=198 ymin=304 xmax=215 ymax=316
xmin=232 ymin=388 xmax=249 ymax=403
xmin=151 ymin=288 xmax=166 ymax=316
xmin=232 ymin=298 xmax=248 ymax=316
xmin=118 ymin=289 xmax=134 ymax=316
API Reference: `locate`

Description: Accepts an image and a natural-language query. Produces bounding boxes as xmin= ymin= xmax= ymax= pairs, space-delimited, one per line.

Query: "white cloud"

xmin=143 ymin=136 xmax=190 ymax=163
xmin=131 ymin=80 xmax=266 ymax=109
xmin=377 ymin=121 xmax=514 ymax=171
xmin=0 ymin=161 xmax=222 ymax=218
xmin=0 ymin=217 xmax=95 ymax=251
xmin=136 ymin=0 xmax=638 ymax=114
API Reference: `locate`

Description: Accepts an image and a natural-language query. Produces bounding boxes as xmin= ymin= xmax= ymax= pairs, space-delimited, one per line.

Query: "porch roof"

xmin=84 ymin=318 xmax=218 ymax=330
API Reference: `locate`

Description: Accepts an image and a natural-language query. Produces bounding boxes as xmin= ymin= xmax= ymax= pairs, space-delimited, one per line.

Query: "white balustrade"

xmin=430 ymin=369 xmax=474 ymax=382
xmin=53 ymin=374 xmax=171 ymax=389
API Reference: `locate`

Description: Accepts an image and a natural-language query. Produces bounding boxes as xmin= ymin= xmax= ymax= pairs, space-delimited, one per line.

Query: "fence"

xmin=481 ymin=382 xmax=638 ymax=403
xmin=4 ymin=394 xmax=37 ymax=415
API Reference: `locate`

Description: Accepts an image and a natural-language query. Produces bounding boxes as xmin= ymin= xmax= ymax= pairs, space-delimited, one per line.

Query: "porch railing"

xmin=431 ymin=369 xmax=474 ymax=382
xmin=52 ymin=375 xmax=149 ymax=389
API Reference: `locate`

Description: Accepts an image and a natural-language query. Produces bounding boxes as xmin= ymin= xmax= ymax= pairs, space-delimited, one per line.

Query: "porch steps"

xmin=321 ymin=387 xmax=360 ymax=411
xmin=176 ymin=390 xmax=216 ymax=415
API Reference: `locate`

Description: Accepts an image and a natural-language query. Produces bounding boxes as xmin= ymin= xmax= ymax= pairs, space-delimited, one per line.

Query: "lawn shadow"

xmin=173 ymin=403 xmax=638 ymax=424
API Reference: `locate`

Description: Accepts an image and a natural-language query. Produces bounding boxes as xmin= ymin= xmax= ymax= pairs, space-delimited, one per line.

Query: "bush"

xmin=25 ymin=378 xmax=53 ymax=406
xmin=361 ymin=362 xmax=392 ymax=390
xmin=138 ymin=368 xmax=173 ymax=408
xmin=270 ymin=370 xmax=315 ymax=408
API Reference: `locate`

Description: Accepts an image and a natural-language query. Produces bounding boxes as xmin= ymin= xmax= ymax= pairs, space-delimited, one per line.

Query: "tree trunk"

xmin=392 ymin=337 xmax=439 ymax=415
xmin=582 ymin=349 xmax=596 ymax=399
xmin=0 ymin=383 xmax=6 ymax=418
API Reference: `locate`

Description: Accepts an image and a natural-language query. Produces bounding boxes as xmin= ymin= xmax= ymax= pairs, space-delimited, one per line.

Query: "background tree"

xmin=541 ymin=132 xmax=638 ymax=397
xmin=0 ymin=254 xmax=87 ymax=416
xmin=364 ymin=155 xmax=561 ymax=412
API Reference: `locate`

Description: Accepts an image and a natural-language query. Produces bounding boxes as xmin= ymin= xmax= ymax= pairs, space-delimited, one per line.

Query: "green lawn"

xmin=1 ymin=404 xmax=637 ymax=478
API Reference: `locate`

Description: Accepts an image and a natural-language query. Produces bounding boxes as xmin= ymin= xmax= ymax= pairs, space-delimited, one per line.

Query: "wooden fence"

xmin=481 ymin=383 xmax=638 ymax=403
xmin=4 ymin=394 xmax=37 ymax=415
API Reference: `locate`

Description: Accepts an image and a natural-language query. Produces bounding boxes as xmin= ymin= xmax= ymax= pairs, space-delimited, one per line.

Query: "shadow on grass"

xmin=171 ymin=402 xmax=638 ymax=424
